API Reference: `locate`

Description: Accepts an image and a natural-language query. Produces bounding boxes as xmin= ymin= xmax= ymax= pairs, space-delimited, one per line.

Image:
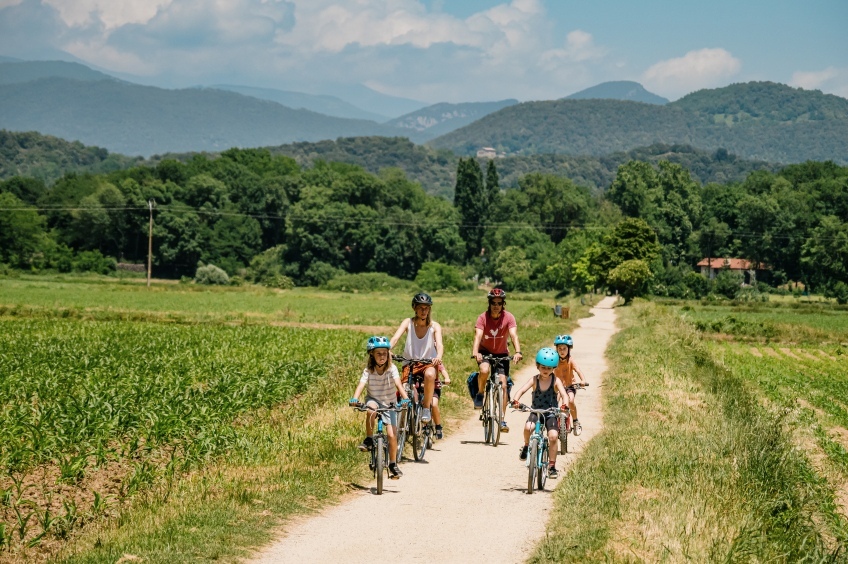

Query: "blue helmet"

xmin=554 ymin=334 xmax=573 ymax=346
xmin=535 ymin=347 xmax=559 ymax=368
xmin=366 ymin=336 xmax=390 ymax=351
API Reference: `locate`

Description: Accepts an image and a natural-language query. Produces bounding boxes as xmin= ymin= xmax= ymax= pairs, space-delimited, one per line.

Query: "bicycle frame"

xmin=351 ymin=403 xmax=401 ymax=495
xmin=393 ymin=356 xmax=439 ymax=462
xmin=516 ymin=404 xmax=560 ymax=494
xmin=478 ymin=355 xmax=509 ymax=446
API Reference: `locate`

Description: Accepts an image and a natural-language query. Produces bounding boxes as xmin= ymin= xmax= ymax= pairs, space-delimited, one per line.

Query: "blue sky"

xmin=0 ymin=0 xmax=845 ymax=104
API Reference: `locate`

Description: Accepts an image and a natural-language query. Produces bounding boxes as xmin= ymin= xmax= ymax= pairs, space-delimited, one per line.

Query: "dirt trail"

xmin=253 ymin=296 xmax=619 ymax=564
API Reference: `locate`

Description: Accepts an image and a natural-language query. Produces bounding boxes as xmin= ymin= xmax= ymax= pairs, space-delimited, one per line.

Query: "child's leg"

xmin=387 ymin=424 xmax=397 ymax=463
xmin=431 ymin=395 xmax=441 ymax=425
xmin=568 ymin=388 xmax=578 ymax=420
xmin=548 ymin=427 xmax=559 ymax=465
xmin=365 ymin=410 xmax=376 ymax=437
xmin=524 ymin=420 xmax=533 ymax=445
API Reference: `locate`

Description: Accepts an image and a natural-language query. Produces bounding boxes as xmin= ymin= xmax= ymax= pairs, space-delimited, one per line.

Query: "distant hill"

xmin=0 ymin=60 xmax=117 ymax=85
xmin=565 ymin=81 xmax=668 ymax=105
xmin=429 ymin=82 xmax=848 ymax=164
xmin=0 ymin=130 xmax=142 ymax=183
xmin=384 ymin=99 xmax=519 ymax=142
xmin=211 ymin=84 xmax=390 ymax=122
xmin=0 ymin=77 xmax=401 ymax=156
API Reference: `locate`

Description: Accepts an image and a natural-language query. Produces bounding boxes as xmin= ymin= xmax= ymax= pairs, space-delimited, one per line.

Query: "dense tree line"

xmin=2 ymin=146 xmax=847 ymax=302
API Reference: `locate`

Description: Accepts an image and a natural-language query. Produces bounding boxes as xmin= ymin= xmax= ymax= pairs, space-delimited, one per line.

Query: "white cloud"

xmin=43 ymin=0 xmax=172 ymax=29
xmin=791 ymin=66 xmax=848 ymax=98
xmin=642 ymin=48 xmax=741 ymax=99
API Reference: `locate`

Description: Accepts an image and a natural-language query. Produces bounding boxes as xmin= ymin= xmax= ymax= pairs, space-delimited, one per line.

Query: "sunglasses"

xmin=490 ymin=301 xmax=504 ymax=306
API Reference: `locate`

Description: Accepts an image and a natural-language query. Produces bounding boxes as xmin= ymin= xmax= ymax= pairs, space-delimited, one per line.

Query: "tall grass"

xmin=531 ymin=302 xmax=846 ymax=562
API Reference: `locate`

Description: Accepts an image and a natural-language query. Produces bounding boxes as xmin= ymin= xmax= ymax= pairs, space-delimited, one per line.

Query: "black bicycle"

xmin=476 ymin=354 xmax=511 ymax=447
xmin=350 ymin=402 xmax=403 ymax=495
xmin=393 ymin=356 xmax=442 ymax=462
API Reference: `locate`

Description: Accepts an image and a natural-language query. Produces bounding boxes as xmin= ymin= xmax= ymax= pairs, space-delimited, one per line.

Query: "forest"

xmin=2 ymin=139 xmax=847 ymax=303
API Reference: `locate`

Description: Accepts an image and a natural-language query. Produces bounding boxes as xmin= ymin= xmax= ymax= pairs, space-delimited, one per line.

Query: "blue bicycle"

xmin=350 ymin=402 xmax=403 ymax=495
xmin=514 ymin=404 xmax=561 ymax=494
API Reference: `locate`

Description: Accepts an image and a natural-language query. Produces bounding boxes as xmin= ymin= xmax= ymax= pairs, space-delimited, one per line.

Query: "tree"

xmin=802 ymin=215 xmax=848 ymax=288
xmin=453 ymin=158 xmax=486 ymax=259
xmin=493 ymin=246 xmax=531 ymax=291
xmin=0 ymin=192 xmax=49 ymax=267
xmin=596 ymin=217 xmax=662 ymax=283
xmin=607 ymin=259 xmax=652 ymax=304
xmin=414 ymin=262 xmax=470 ymax=291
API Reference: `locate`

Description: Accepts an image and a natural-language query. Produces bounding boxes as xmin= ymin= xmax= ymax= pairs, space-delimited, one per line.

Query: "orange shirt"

xmin=554 ymin=355 xmax=576 ymax=387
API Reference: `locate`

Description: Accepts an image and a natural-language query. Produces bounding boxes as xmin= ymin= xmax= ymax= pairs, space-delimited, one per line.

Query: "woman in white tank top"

xmin=390 ymin=292 xmax=449 ymax=438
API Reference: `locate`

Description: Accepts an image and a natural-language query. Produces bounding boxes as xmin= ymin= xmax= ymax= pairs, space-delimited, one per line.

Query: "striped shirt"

xmin=359 ymin=364 xmax=401 ymax=406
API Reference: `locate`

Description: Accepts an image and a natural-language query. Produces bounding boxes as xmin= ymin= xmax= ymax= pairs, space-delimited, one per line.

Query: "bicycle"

xmin=350 ymin=402 xmax=403 ymax=495
xmin=393 ymin=356 xmax=444 ymax=462
xmin=558 ymin=382 xmax=589 ymax=454
xmin=514 ymin=403 xmax=560 ymax=494
xmin=476 ymin=354 xmax=511 ymax=447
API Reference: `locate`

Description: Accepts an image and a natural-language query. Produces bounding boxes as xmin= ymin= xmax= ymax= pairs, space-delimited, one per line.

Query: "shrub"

xmin=827 ymin=281 xmax=848 ymax=305
xmin=414 ymin=262 xmax=472 ymax=291
xmin=195 ymin=264 xmax=229 ymax=285
xmin=72 ymin=250 xmax=116 ymax=275
xmin=303 ymin=261 xmax=343 ymax=287
xmin=323 ymin=272 xmax=414 ymax=293
xmin=713 ymin=268 xmax=742 ymax=299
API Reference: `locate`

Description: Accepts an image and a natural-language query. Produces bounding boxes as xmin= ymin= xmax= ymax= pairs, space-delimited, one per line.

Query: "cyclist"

xmin=471 ymin=288 xmax=522 ymax=433
xmin=553 ymin=334 xmax=587 ymax=436
xmin=390 ymin=292 xmax=447 ymax=438
xmin=349 ymin=336 xmax=410 ymax=479
xmin=510 ymin=347 xmax=569 ymax=478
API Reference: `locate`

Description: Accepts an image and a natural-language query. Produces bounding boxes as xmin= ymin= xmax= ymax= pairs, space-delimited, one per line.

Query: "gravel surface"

xmin=253 ymin=296 xmax=619 ymax=564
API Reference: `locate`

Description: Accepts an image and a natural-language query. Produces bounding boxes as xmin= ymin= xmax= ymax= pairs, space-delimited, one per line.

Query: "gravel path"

xmin=253 ymin=296 xmax=619 ymax=564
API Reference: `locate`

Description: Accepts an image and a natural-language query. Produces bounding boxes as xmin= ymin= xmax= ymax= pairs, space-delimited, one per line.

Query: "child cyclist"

xmin=349 ymin=336 xmax=410 ymax=479
xmin=553 ymin=334 xmax=587 ymax=436
xmin=510 ymin=347 xmax=569 ymax=478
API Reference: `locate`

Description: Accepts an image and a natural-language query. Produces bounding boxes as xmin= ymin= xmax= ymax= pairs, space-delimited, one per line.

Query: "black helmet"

xmin=412 ymin=292 xmax=433 ymax=307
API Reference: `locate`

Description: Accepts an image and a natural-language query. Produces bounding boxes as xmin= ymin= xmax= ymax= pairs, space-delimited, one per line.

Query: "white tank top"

xmin=403 ymin=319 xmax=437 ymax=360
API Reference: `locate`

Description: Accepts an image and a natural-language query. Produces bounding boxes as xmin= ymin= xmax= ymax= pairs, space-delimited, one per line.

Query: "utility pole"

xmin=147 ymin=199 xmax=155 ymax=288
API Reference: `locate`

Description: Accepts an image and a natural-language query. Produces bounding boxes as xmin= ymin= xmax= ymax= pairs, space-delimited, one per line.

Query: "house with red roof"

xmin=696 ymin=258 xmax=767 ymax=285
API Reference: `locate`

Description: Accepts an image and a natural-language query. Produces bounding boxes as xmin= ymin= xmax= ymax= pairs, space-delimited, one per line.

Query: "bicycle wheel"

xmin=396 ymin=406 xmax=409 ymax=462
xmin=412 ymin=404 xmax=423 ymax=461
xmin=538 ymin=441 xmax=549 ymax=491
xmin=491 ymin=384 xmax=503 ymax=447
xmin=375 ymin=435 xmax=385 ymax=495
xmin=527 ymin=439 xmax=538 ymax=494
xmin=417 ymin=422 xmax=429 ymax=461
xmin=482 ymin=387 xmax=493 ymax=444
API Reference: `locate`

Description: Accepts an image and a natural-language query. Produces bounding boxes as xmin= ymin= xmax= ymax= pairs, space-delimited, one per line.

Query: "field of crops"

xmin=0 ymin=277 xmax=583 ymax=562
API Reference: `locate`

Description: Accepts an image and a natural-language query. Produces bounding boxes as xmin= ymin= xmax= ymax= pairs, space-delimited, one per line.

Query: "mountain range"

xmin=1 ymin=59 xmax=846 ymax=164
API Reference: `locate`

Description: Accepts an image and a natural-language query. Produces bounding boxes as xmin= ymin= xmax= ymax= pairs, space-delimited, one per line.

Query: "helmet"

xmin=411 ymin=292 xmax=433 ymax=307
xmin=487 ymin=288 xmax=506 ymax=301
xmin=366 ymin=336 xmax=390 ymax=351
xmin=554 ymin=335 xmax=573 ymax=346
xmin=535 ymin=347 xmax=559 ymax=368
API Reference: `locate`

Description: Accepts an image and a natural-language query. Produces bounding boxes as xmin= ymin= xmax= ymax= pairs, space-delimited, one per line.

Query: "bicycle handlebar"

xmin=393 ymin=356 xmax=435 ymax=364
xmin=349 ymin=402 xmax=404 ymax=413
xmin=512 ymin=403 xmax=562 ymax=416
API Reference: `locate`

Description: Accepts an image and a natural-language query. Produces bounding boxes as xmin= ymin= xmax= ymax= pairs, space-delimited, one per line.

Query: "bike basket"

xmin=466 ymin=372 xmax=479 ymax=399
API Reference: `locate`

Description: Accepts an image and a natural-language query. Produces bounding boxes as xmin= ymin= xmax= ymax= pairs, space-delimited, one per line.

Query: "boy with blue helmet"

xmin=553 ymin=334 xmax=587 ymax=436
xmin=350 ymin=336 xmax=410 ymax=479
xmin=510 ymin=347 xmax=569 ymax=478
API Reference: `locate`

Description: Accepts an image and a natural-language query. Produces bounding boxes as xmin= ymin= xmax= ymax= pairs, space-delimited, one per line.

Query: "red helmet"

xmin=487 ymin=288 xmax=506 ymax=301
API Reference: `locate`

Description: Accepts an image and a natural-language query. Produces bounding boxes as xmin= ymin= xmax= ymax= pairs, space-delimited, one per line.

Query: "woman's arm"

xmin=389 ymin=318 xmax=410 ymax=349
xmin=433 ymin=321 xmax=444 ymax=364
xmin=508 ymin=326 xmax=523 ymax=364
xmin=471 ymin=327 xmax=484 ymax=362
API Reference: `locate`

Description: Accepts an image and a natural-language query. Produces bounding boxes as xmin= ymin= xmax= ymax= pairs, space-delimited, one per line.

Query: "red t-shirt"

xmin=475 ymin=311 xmax=517 ymax=355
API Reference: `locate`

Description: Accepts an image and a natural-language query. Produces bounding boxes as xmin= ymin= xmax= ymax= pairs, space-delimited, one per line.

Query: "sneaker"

xmin=573 ymin=420 xmax=582 ymax=436
xmin=519 ymin=445 xmax=529 ymax=460
xmin=389 ymin=462 xmax=402 ymax=479
xmin=473 ymin=394 xmax=484 ymax=409
xmin=421 ymin=408 xmax=432 ymax=423
xmin=500 ymin=420 xmax=509 ymax=433
xmin=358 ymin=436 xmax=374 ymax=452
xmin=435 ymin=425 xmax=443 ymax=439
xmin=548 ymin=466 xmax=558 ymax=479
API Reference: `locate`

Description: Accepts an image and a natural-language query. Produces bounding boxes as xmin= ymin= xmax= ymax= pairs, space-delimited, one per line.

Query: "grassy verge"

xmin=531 ymin=301 xmax=847 ymax=562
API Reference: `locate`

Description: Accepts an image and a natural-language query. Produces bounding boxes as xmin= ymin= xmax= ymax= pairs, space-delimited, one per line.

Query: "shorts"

xmin=364 ymin=398 xmax=398 ymax=427
xmin=528 ymin=412 xmax=559 ymax=432
xmin=478 ymin=351 xmax=510 ymax=378
xmin=565 ymin=385 xmax=580 ymax=395
xmin=402 ymin=362 xmax=437 ymax=383
xmin=398 ymin=373 xmax=442 ymax=401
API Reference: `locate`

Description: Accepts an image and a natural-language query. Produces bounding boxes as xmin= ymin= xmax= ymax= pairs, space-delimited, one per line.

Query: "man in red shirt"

xmin=471 ymin=288 xmax=523 ymax=433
